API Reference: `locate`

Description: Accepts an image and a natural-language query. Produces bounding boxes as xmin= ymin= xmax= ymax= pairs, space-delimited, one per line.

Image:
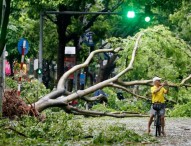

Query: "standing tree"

xmin=170 ymin=1 xmax=191 ymax=42
xmin=0 ymin=0 xmax=11 ymax=115
xmin=0 ymin=0 xmax=11 ymax=55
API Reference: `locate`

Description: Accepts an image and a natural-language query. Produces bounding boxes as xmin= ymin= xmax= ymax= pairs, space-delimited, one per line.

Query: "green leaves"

xmin=170 ymin=1 xmax=191 ymax=42
xmin=170 ymin=101 xmax=191 ymax=117
xmin=0 ymin=111 xmax=156 ymax=145
xmin=107 ymin=25 xmax=191 ymax=83
xmin=93 ymin=124 xmax=155 ymax=144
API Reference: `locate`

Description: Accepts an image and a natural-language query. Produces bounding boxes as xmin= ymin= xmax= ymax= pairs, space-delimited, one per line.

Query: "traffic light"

xmin=145 ymin=16 xmax=151 ymax=22
xmin=127 ymin=11 xmax=135 ymax=18
xmin=37 ymin=68 xmax=42 ymax=75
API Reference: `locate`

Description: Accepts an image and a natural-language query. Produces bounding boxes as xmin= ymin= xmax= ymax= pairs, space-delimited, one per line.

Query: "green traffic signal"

xmin=127 ymin=11 xmax=135 ymax=18
xmin=37 ymin=68 xmax=42 ymax=75
xmin=145 ymin=16 xmax=151 ymax=22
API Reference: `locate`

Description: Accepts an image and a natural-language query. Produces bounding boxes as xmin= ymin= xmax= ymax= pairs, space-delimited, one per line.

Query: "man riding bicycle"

xmin=148 ymin=77 xmax=169 ymax=136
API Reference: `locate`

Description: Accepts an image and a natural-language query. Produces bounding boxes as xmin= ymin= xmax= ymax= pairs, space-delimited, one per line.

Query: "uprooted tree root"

xmin=3 ymin=89 xmax=45 ymax=120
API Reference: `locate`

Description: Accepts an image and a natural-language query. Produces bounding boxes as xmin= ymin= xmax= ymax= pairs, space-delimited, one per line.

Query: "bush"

xmin=169 ymin=101 xmax=191 ymax=117
xmin=5 ymin=77 xmax=50 ymax=103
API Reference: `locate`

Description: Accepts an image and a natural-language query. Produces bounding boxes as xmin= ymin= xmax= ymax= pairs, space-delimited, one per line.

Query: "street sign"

xmin=17 ymin=38 xmax=29 ymax=55
xmin=80 ymin=73 xmax=85 ymax=85
xmin=34 ymin=59 xmax=38 ymax=70
xmin=65 ymin=47 xmax=76 ymax=54
xmin=83 ymin=31 xmax=94 ymax=46
xmin=64 ymin=57 xmax=76 ymax=79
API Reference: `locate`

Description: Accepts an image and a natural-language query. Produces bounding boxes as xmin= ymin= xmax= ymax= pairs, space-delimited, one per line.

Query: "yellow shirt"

xmin=151 ymin=86 xmax=167 ymax=103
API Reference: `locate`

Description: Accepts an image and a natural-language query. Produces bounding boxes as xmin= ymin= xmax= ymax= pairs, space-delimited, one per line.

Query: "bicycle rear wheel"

xmin=155 ymin=114 xmax=161 ymax=136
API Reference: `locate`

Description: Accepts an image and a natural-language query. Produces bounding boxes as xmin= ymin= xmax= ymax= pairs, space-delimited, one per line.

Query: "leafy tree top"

xmin=108 ymin=25 xmax=191 ymax=82
xmin=170 ymin=1 xmax=191 ymax=42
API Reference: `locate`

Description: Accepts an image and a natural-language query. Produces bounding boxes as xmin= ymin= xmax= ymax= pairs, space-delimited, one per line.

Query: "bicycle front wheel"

xmin=158 ymin=125 xmax=161 ymax=136
xmin=155 ymin=125 xmax=161 ymax=136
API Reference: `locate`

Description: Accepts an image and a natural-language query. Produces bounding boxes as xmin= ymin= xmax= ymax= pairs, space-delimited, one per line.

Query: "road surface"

xmin=78 ymin=117 xmax=191 ymax=146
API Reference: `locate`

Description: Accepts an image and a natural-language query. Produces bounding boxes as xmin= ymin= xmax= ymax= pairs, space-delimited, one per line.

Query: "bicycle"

xmin=154 ymin=107 xmax=161 ymax=136
xmin=153 ymin=103 xmax=164 ymax=137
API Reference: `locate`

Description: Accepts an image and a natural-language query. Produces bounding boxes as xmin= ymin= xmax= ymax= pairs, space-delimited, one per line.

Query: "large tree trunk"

xmin=0 ymin=0 xmax=11 ymax=55
xmin=56 ymin=5 xmax=72 ymax=82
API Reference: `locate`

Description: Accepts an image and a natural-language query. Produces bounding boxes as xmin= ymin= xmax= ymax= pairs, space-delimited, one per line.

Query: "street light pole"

xmin=39 ymin=12 xmax=44 ymax=82
xmin=45 ymin=11 xmax=120 ymax=15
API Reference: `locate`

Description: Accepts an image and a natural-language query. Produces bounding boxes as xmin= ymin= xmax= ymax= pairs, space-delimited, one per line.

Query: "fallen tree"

xmin=3 ymin=27 xmax=191 ymax=118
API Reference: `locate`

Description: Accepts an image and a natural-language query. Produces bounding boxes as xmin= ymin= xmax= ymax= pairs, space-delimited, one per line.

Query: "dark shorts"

xmin=150 ymin=104 xmax=165 ymax=116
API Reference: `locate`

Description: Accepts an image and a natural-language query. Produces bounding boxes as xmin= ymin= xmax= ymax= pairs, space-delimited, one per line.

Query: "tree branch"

xmin=81 ymin=94 xmax=106 ymax=102
xmin=66 ymin=105 xmax=148 ymax=118
xmin=5 ymin=127 xmax=27 ymax=137
xmin=116 ymin=78 xmax=191 ymax=88
xmin=114 ymin=33 xmax=143 ymax=79
xmin=109 ymin=83 xmax=177 ymax=103
xmin=180 ymin=74 xmax=191 ymax=85
xmin=108 ymin=83 xmax=150 ymax=100
xmin=115 ymin=80 xmax=153 ymax=87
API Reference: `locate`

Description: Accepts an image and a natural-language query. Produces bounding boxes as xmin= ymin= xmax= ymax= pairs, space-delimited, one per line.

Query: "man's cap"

xmin=153 ymin=77 xmax=162 ymax=82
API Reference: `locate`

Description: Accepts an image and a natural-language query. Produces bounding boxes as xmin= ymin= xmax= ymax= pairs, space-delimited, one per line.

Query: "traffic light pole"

xmin=45 ymin=11 xmax=120 ymax=15
xmin=39 ymin=12 xmax=44 ymax=82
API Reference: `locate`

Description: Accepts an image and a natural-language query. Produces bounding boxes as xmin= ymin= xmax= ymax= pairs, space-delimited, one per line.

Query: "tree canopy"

xmin=170 ymin=1 xmax=191 ymax=42
xmin=112 ymin=25 xmax=191 ymax=82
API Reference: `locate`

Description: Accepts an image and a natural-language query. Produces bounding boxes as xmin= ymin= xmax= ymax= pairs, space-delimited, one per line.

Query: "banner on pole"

xmin=64 ymin=56 xmax=76 ymax=79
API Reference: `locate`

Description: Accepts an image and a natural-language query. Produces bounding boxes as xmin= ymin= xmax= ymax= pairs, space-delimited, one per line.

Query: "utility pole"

xmin=38 ymin=12 xmax=44 ymax=82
